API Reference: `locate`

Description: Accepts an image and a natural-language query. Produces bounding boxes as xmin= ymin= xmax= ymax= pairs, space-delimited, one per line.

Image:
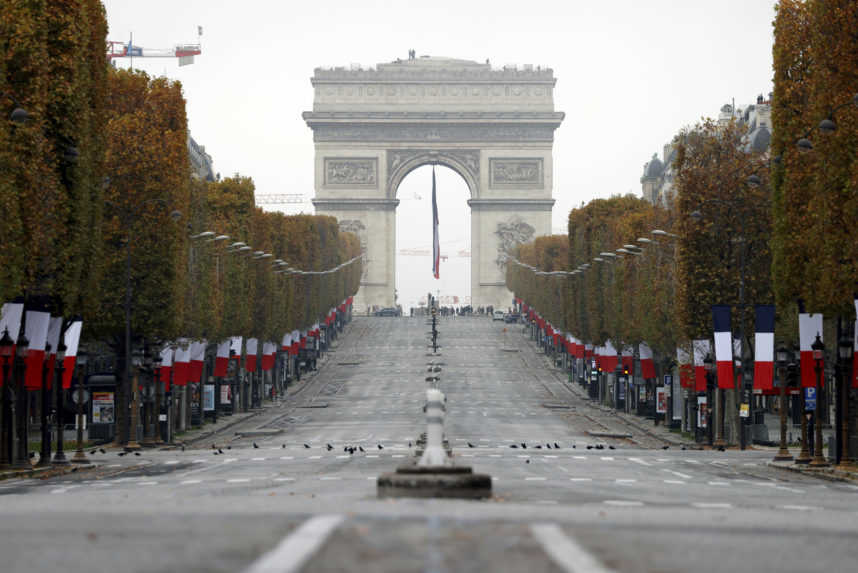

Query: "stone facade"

xmin=305 ymin=56 xmax=564 ymax=310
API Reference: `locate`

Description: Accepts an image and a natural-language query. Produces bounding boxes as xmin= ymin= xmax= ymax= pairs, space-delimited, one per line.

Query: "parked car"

xmin=376 ymin=307 xmax=400 ymax=317
xmin=504 ymin=313 xmax=520 ymax=324
xmin=492 ymin=310 xmax=506 ymax=321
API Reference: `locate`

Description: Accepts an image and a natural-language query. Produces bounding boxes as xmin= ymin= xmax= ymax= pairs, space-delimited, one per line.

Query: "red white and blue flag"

xmin=159 ymin=346 xmax=173 ymax=391
xmin=753 ymin=305 xmax=775 ymax=390
xmin=214 ymin=340 xmax=230 ymax=378
xmin=432 ymin=167 xmax=440 ymax=279
xmin=639 ymin=342 xmax=656 ymax=379
xmin=712 ymin=305 xmax=734 ymax=389
xmin=0 ymin=302 xmax=24 ymax=386
xmin=190 ymin=341 xmax=206 ymax=383
xmin=61 ymin=320 xmax=82 ymax=389
xmin=799 ymin=313 xmax=823 ymax=388
xmin=246 ymin=338 xmax=258 ymax=372
xmin=24 ymin=309 xmax=51 ymax=390
xmin=693 ymin=339 xmax=711 ymax=392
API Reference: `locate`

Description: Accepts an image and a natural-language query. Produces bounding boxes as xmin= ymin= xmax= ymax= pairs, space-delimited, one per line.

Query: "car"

xmin=375 ymin=307 xmax=399 ymax=317
xmin=504 ymin=313 xmax=520 ymax=324
xmin=492 ymin=310 xmax=505 ymax=321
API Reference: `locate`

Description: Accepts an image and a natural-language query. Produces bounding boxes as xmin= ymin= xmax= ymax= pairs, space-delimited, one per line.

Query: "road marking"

xmin=489 ymin=454 xmax=501 ymax=458
xmin=336 ymin=455 xmax=349 ymax=459
xmin=603 ymin=500 xmax=644 ymax=507
xmin=684 ymin=459 xmax=701 ymax=464
xmin=319 ymin=476 xmax=340 ymax=481
xmin=570 ymin=478 xmax=592 ymax=482
xmin=309 ymin=455 xmax=322 ymax=460
xmin=366 ymin=455 xmax=379 ymax=458
xmin=775 ymin=486 xmax=805 ymax=493
xmin=536 ymin=500 xmax=558 ymax=505
xmin=227 ymin=478 xmax=251 ymax=483
xmin=782 ymin=505 xmax=815 ymax=511
xmin=691 ymin=502 xmax=732 ymax=509
xmin=280 ymin=456 xmax=293 ymax=460
xmin=525 ymin=477 xmax=547 ymax=481
xmin=663 ymin=480 xmax=686 ymax=485
xmin=242 ymin=514 xmax=345 ymax=573
xmin=137 ymin=481 xmax=158 ymax=486
xmin=708 ymin=481 xmax=729 ymax=486
xmin=615 ymin=479 xmax=636 ymax=484
xmin=252 ymin=457 xmax=266 ymax=461
xmin=544 ymin=455 xmax=558 ymax=459
xmin=224 ymin=458 xmax=237 ymax=463
xmin=600 ymin=457 xmax=614 ymax=461
xmin=274 ymin=477 xmax=294 ymax=482
xmin=573 ymin=456 xmax=586 ymax=460
xmin=531 ymin=523 xmax=615 ymax=573
xmin=628 ymin=457 xmax=651 ymax=466
xmin=461 ymin=454 xmax=475 ymax=458
xmin=107 ymin=464 xmax=121 ymax=468
xmin=50 ymin=488 xmax=68 ymax=494
xmin=391 ymin=454 xmax=405 ymax=458
xmin=663 ymin=469 xmax=692 ymax=479
xmin=164 ymin=460 xmax=180 ymax=465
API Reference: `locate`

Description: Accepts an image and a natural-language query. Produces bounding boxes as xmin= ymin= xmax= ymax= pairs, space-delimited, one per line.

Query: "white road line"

xmin=366 ymin=455 xmax=378 ymax=458
xmin=319 ymin=476 xmax=340 ymax=481
xmin=227 ymin=478 xmax=251 ymax=483
xmin=164 ymin=460 xmax=180 ymax=465
xmin=242 ymin=514 xmax=345 ymax=573
xmin=525 ymin=477 xmax=547 ymax=481
xmin=531 ymin=523 xmax=615 ymax=573
xmin=615 ymin=479 xmax=636 ymax=484
xmin=107 ymin=464 xmax=121 ymax=468
xmin=600 ymin=457 xmax=614 ymax=461
xmin=280 ymin=456 xmax=293 ymax=460
xmin=308 ymin=455 xmax=322 ymax=460
xmin=603 ymin=500 xmax=644 ymax=507
xmin=180 ymin=479 xmax=202 ymax=485
xmin=691 ymin=502 xmax=732 ymax=509
xmin=708 ymin=481 xmax=729 ymax=486
xmin=391 ymin=454 xmax=405 ymax=458
xmin=775 ymin=486 xmax=805 ymax=493
xmin=573 ymin=456 xmax=586 ymax=460
xmin=274 ymin=477 xmax=294 ymax=482
xmin=628 ymin=457 xmax=651 ymax=466
xmin=336 ymin=455 xmax=349 ymax=459
xmin=137 ymin=481 xmax=158 ymax=486
xmin=252 ymin=457 xmax=267 ymax=461
xmin=782 ymin=505 xmax=815 ymax=511
xmin=663 ymin=480 xmax=686 ymax=485
xmin=663 ymin=469 xmax=692 ymax=479
xmin=570 ymin=477 xmax=592 ymax=482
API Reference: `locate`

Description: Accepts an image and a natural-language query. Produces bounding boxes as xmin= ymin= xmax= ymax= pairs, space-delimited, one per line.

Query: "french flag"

xmin=24 ymin=310 xmax=51 ymax=390
xmin=190 ymin=341 xmax=206 ymax=383
xmin=677 ymin=346 xmax=693 ymax=388
xmin=639 ymin=342 xmax=656 ymax=379
xmin=621 ymin=346 xmax=634 ymax=374
xmin=753 ymin=305 xmax=775 ymax=390
xmin=44 ymin=316 xmax=63 ymax=391
xmin=160 ymin=346 xmax=173 ymax=392
xmin=0 ymin=302 xmax=24 ymax=387
xmin=693 ymin=340 xmax=711 ymax=391
xmin=261 ymin=342 xmax=276 ymax=371
xmin=602 ymin=340 xmax=618 ymax=372
xmin=214 ymin=340 xmax=230 ymax=377
xmin=61 ymin=320 xmax=82 ymax=389
xmin=853 ymin=298 xmax=858 ymax=389
xmin=291 ymin=330 xmax=300 ymax=356
xmin=799 ymin=313 xmax=823 ymax=388
xmin=173 ymin=344 xmax=191 ymax=387
xmin=712 ymin=305 xmax=734 ymax=389
xmin=245 ymin=338 xmax=258 ymax=372
xmin=230 ymin=336 xmax=243 ymax=367
xmin=281 ymin=332 xmax=292 ymax=352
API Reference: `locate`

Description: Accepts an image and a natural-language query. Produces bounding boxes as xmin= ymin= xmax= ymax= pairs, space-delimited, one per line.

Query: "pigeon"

xmin=348 ymin=447 xmax=354 ymax=455
xmin=681 ymin=446 xmax=687 ymax=451
xmin=535 ymin=445 xmax=543 ymax=449
xmin=716 ymin=446 xmax=725 ymax=452
xmin=608 ymin=445 xmax=615 ymax=450
xmin=377 ymin=444 xmax=383 ymax=450
xmin=303 ymin=444 xmax=311 ymax=449
xmin=595 ymin=444 xmax=605 ymax=450
xmin=118 ymin=452 xmax=127 ymax=456
xmin=526 ymin=459 xmax=530 ymax=464
xmin=359 ymin=446 xmax=365 ymax=452
xmin=90 ymin=449 xmax=98 ymax=455
xmin=344 ymin=446 xmax=349 ymax=452
xmin=408 ymin=441 xmax=412 ymax=448
xmin=467 ymin=442 xmax=475 ymax=448
xmin=282 ymin=444 xmax=286 ymax=449
xmin=253 ymin=442 xmax=259 ymax=449
xmin=546 ymin=443 xmax=552 ymax=449
xmin=554 ymin=443 xmax=560 ymax=449
xmin=662 ymin=445 xmax=670 ymax=450
xmin=586 ymin=445 xmax=593 ymax=450
xmin=227 ymin=446 xmax=232 ymax=450
xmin=134 ymin=452 xmax=141 ymax=456
xmin=181 ymin=445 xmax=185 ymax=452
xmin=326 ymin=444 xmax=333 ymax=451
xmin=521 ymin=443 xmax=527 ymax=449
xmin=572 ymin=445 xmax=576 ymax=449
xmin=510 ymin=444 xmax=519 ymax=449
xmin=213 ymin=451 xmax=219 ymax=455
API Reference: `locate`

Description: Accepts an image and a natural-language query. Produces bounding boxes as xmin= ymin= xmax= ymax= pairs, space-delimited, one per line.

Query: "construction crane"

xmin=255 ymin=194 xmax=306 ymax=206
xmin=107 ymin=27 xmax=202 ymax=67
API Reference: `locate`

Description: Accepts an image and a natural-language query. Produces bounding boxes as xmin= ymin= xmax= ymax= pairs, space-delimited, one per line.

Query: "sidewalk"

xmin=0 ymin=461 xmax=99 ymax=482
xmin=768 ymin=459 xmax=858 ymax=484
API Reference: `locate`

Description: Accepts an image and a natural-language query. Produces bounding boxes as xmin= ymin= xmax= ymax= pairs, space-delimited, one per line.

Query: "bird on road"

xmin=303 ymin=444 xmax=311 ymax=449
xmin=554 ymin=443 xmax=560 ymax=449
xmin=525 ymin=459 xmax=530 ymax=464
xmin=359 ymin=446 xmax=365 ymax=452
xmin=521 ymin=443 xmax=527 ymax=449
xmin=467 ymin=442 xmax=475 ymax=448
xmin=282 ymin=444 xmax=286 ymax=449
xmin=377 ymin=444 xmax=383 ymax=450
xmin=90 ymin=449 xmax=97 ymax=455
xmin=253 ymin=442 xmax=259 ymax=449
xmin=218 ymin=448 xmax=223 ymax=454
xmin=211 ymin=444 xmax=216 ymax=450
xmin=118 ymin=452 xmax=127 ymax=456
xmin=608 ymin=445 xmax=616 ymax=450
xmin=100 ymin=448 xmax=106 ymax=454
xmin=586 ymin=445 xmax=593 ymax=450
xmin=534 ymin=445 xmax=542 ymax=449
xmin=181 ymin=445 xmax=185 ymax=452
xmin=545 ymin=443 xmax=551 ymax=449
xmin=134 ymin=452 xmax=141 ymax=456
xmin=326 ymin=444 xmax=333 ymax=451
xmin=408 ymin=441 xmax=412 ymax=448
xmin=227 ymin=446 xmax=232 ymax=450
xmin=662 ymin=445 xmax=670 ymax=450
xmin=213 ymin=451 xmax=219 ymax=455
xmin=681 ymin=446 xmax=687 ymax=451
xmin=510 ymin=444 xmax=518 ymax=449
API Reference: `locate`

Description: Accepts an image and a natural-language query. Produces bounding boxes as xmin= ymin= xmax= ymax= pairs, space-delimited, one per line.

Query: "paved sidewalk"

xmin=768 ymin=459 xmax=858 ymax=484
xmin=0 ymin=461 xmax=100 ymax=482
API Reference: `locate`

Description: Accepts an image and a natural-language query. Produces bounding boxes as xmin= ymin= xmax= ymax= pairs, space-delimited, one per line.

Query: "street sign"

xmin=804 ymin=387 xmax=816 ymax=411
xmin=739 ymin=403 xmax=750 ymax=418
xmin=71 ymin=389 xmax=90 ymax=404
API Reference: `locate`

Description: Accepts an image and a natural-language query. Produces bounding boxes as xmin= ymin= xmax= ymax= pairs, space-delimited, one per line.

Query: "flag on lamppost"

xmin=753 ymin=305 xmax=775 ymax=390
xmin=245 ymin=338 xmax=258 ymax=372
xmin=432 ymin=166 xmax=440 ymax=280
xmin=173 ymin=344 xmax=191 ymax=387
xmin=852 ymin=298 xmax=857 ymax=389
xmin=693 ymin=339 xmax=711 ymax=392
xmin=712 ymin=305 xmax=734 ymax=390
xmin=160 ymin=346 xmax=173 ymax=392
xmin=190 ymin=341 xmax=206 ymax=383
xmin=61 ymin=320 xmax=82 ymax=389
xmin=24 ymin=310 xmax=51 ymax=390
xmin=639 ymin=342 xmax=656 ymax=379
xmin=0 ymin=302 xmax=24 ymax=386
xmin=214 ymin=340 xmax=230 ymax=377
xmin=799 ymin=313 xmax=823 ymax=388
xmin=677 ymin=346 xmax=693 ymax=388
xmin=45 ymin=316 xmax=63 ymax=390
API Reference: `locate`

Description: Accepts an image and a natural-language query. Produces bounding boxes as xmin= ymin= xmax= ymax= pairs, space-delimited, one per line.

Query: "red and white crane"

xmin=107 ymin=27 xmax=202 ymax=67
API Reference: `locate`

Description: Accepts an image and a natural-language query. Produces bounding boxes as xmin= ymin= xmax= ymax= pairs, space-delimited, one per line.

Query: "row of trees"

xmin=2 ymin=5 xmax=360 ymax=365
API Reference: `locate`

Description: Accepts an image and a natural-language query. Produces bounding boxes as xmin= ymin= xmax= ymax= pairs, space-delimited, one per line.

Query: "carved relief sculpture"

xmin=495 ymin=216 xmax=535 ymax=269
xmin=489 ymin=158 xmax=543 ymax=188
xmin=324 ymin=158 xmax=378 ymax=187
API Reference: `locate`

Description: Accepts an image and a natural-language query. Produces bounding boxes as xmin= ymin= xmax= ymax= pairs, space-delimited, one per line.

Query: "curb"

xmin=0 ymin=462 xmax=100 ymax=482
xmin=181 ymin=411 xmax=262 ymax=447
xmin=767 ymin=462 xmax=858 ymax=485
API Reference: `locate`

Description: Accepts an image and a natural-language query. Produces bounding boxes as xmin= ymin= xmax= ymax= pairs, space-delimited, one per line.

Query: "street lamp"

xmin=703 ymin=352 xmax=715 ymax=445
xmin=2 ymin=92 xmax=29 ymax=124
xmin=50 ymin=339 xmax=68 ymax=466
xmin=836 ymin=329 xmax=852 ymax=466
xmin=773 ymin=343 xmax=793 ymax=461
xmin=809 ymin=334 xmax=828 ymax=467
xmin=71 ymin=349 xmax=90 ymax=464
xmin=0 ymin=328 xmax=14 ymax=468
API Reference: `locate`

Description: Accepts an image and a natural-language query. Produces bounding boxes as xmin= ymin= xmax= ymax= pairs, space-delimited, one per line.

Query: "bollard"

xmin=418 ymin=389 xmax=449 ymax=467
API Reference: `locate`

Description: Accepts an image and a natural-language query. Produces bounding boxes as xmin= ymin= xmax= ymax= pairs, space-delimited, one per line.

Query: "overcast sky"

xmin=102 ymin=0 xmax=777 ymax=307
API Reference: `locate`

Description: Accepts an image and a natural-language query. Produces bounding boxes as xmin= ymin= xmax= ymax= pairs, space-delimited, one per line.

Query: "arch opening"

xmin=395 ymin=164 xmax=471 ymax=315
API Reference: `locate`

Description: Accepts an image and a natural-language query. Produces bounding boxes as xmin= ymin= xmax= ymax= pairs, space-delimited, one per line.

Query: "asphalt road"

xmin=2 ymin=316 xmax=857 ymax=573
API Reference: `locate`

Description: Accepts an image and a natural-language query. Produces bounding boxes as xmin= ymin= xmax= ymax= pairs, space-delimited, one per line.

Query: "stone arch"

xmin=386 ymin=150 xmax=480 ymax=199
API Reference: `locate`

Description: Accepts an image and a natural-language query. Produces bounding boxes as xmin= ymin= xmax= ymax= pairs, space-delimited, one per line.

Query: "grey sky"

xmin=102 ymin=0 xmax=776 ymax=307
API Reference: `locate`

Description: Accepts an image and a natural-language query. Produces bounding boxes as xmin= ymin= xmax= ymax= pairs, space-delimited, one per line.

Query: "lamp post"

xmin=12 ymin=322 xmax=31 ymax=469
xmin=703 ymin=353 xmax=715 ymax=446
xmin=126 ymin=346 xmax=143 ymax=450
xmin=809 ymin=334 xmax=828 ymax=467
xmin=71 ymin=350 xmax=90 ymax=464
xmin=0 ymin=328 xmax=15 ymax=468
xmin=795 ymin=342 xmax=812 ymax=464
xmin=773 ymin=343 xmax=793 ymax=461
xmin=37 ymin=341 xmax=53 ymax=467
xmin=50 ymin=340 xmax=69 ymax=466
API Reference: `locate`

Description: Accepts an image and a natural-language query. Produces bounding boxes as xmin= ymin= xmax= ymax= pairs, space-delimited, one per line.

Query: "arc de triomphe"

xmin=303 ymin=56 xmax=564 ymax=311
